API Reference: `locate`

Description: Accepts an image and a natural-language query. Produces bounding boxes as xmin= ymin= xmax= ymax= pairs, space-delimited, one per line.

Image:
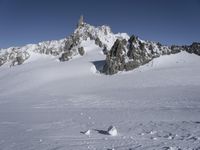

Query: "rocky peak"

xmin=110 ymin=39 xmax=126 ymax=58
xmin=77 ymin=15 xmax=84 ymax=28
xmin=102 ymin=35 xmax=178 ymax=75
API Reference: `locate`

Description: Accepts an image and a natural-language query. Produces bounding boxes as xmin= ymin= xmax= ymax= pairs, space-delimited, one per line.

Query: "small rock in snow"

xmin=150 ymin=131 xmax=157 ymax=135
xmin=140 ymin=133 xmax=145 ymax=136
xmin=83 ymin=130 xmax=91 ymax=136
xmin=107 ymin=126 xmax=118 ymax=136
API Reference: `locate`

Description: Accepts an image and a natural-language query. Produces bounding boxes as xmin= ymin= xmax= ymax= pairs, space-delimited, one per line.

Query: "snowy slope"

xmin=0 ymin=38 xmax=200 ymax=150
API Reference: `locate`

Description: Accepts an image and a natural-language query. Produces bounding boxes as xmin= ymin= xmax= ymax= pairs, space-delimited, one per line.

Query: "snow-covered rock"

xmin=83 ymin=130 xmax=91 ymax=136
xmin=107 ymin=126 xmax=118 ymax=136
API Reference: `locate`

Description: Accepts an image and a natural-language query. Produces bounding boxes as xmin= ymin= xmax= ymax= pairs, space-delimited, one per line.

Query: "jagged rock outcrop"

xmin=58 ymin=17 xmax=129 ymax=62
xmin=102 ymin=39 xmax=126 ymax=75
xmin=186 ymin=42 xmax=200 ymax=56
xmin=59 ymin=51 xmax=73 ymax=62
xmin=102 ymin=36 xmax=154 ymax=74
xmin=102 ymin=35 xmax=197 ymax=75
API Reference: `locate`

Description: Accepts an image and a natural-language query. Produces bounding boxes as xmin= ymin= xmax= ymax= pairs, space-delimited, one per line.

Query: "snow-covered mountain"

xmin=0 ymin=16 xmax=199 ymax=75
xmin=0 ymin=17 xmax=200 ymax=150
xmin=0 ymin=17 xmax=129 ymax=68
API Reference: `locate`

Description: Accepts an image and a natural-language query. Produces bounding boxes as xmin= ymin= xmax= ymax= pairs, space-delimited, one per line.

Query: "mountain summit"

xmin=0 ymin=16 xmax=128 ymax=68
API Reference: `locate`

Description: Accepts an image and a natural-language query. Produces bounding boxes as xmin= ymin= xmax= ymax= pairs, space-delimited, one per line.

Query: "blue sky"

xmin=0 ymin=0 xmax=200 ymax=48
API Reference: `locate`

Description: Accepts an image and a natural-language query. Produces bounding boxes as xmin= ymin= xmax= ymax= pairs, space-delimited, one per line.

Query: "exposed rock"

xmin=64 ymin=37 xmax=74 ymax=51
xmin=77 ymin=15 xmax=84 ymax=28
xmin=0 ymin=18 xmax=199 ymax=70
xmin=16 ymin=54 xmax=26 ymax=65
xmin=103 ymin=56 xmax=124 ymax=75
xmin=171 ymin=45 xmax=182 ymax=54
xmin=102 ymin=31 xmax=198 ymax=75
xmin=0 ymin=56 xmax=7 ymax=66
xmin=10 ymin=51 xmax=30 ymax=66
xmin=128 ymin=35 xmax=138 ymax=44
xmin=78 ymin=47 xmax=85 ymax=56
xmin=122 ymin=39 xmax=128 ymax=45
xmin=95 ymin=37 xmax=103 ymax=48
xmin=102 ymin=39 xmax=126 ymax=75
xmin=157 ymin=42 xmax=162 ymax=49
xmin=103 ymin=46 xmax=108 ymax=55
xmin=187 ymin=42 xmax=200 ymax=56
xmin=110 ymin=39 xmax=125 ymax=58
xmin=59 ymin=51 xmax=73 ymax=61
xmin=124 ymin=61 xmax=140 ymax=71
xmin=102 ymin=35 xmax=175 ymax=75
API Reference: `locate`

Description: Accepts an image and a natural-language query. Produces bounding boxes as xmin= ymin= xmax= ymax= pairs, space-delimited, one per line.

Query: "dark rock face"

xmin=102 ymin=39 xmax=126 ymax=75
xmin=128 ymin=36 xmax=151 ymax=63
xmin=95 ymin=37 xmax=103 ymax=48
xmin=186 ymin=42 xmax=200 ymax=56
xmin=109 ymin=39 xmax=125 ymax=58
xmin=102 ymin=36 xmax=156 ymax=75
xmin=171 ymin=45 xmax=182 ymax=54
xmin=125 ymin=36 xmax=155 ymax=71
xmin=170 ymin=42 xmax=200 ymax=56
xmin=103 ymin=38 xmax=200 ymax=75
xmin=124 ymin=61 xmax=140 ymax=71
xmin=103 ymin=35 xmax=189 ymax=75
xmin=16 ymin=56 xmax=25 ymax=65
xmin=103 ymin=56 xmax=125 ymax=75
xmin=0 ymin=56 xmax=7 ymax=66
xmin=59 ymin=51 xmax=73 ymax=62
xmin=64 ymin=37 xmax=75 ymax=51
xmin=103 ymin=46 xmax=108 ymax=55
xmin=78 ymin=47 xmax=85 ymax=56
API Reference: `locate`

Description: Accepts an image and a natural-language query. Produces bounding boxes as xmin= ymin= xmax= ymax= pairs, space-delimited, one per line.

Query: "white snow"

xmin=0 ymin=42 xmax=200 ymax=149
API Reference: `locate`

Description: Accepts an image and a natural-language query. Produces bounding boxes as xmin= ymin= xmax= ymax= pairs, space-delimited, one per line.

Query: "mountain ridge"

xmin=0 ymin=16 xmax=199 ymax=75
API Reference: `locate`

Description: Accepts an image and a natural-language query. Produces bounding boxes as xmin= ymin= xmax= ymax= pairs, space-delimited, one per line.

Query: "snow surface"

xmin=0 ymin=41 xmax=200 ymax=149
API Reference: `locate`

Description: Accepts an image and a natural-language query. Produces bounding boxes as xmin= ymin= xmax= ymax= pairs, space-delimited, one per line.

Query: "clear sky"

xmin=0 ymin=0 xmax=200 ymax=48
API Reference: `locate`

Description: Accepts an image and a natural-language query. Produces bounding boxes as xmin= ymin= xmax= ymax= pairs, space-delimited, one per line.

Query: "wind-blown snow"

xmin=0 ymin=41 xmax=200 ymax=149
